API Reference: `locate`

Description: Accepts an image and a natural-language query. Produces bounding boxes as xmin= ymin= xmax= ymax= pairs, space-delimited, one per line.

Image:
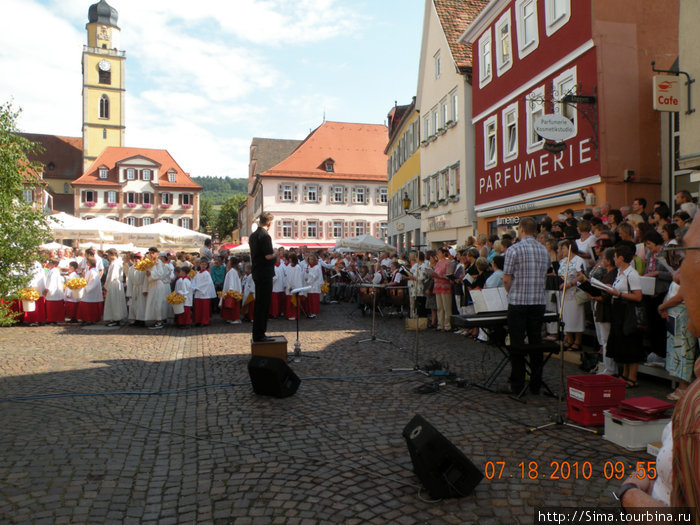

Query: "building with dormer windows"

xmin=249 ymin=121 xmax=389 ymax=248
xmin=71 ymin=147 xmax=202 ymax=229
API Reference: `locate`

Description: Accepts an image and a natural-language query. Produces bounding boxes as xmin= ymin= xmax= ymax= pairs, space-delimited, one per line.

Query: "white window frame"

xmin=181 ymin=193 xmax=193 ymax=206
xmin=448 ymin=165 xmax=458 ymax=197
xmin=439 ymin=171 xmax=448 ymax=201
xmin=84 ymin=190 xmax=96 ymax=203
xmin=515 ymin=0 xmax=539 ymax=59
xmin=305 ymin=184 xmax=318 ymax=203
xmin=434 ymin=50 xmax=441 ymax=79
xmin=484 ymin=115 xmax=498 ymax=169
xmin=432 ymin=109 xmax=439 ymax=138
xmin=142 ymin=217 xmax=152 ymax=226
xmin=126 ymin=216 xmax=137 ymax=226
xmin=353 ymin=186 xmax=366 ymax=204
xmin=281 ymin=220 xmax=293 ymax=238
xmin=429 ymin=176 xmax=437 ymax=204
xmin=354 ymin=221 xmax=366 ymax=236
xmin=142 ymin=169 xmax=151 ymax=181
xmin=332 ymin=220 xmax=343 ymax=238
xmin=545 ymin=0 xmax=571 ymax=36
xmin=424 ymin=115 xmax=431 ymax=139
xmin=378 ymin=187 xmax=388 ymax=204
xmin=440 ymin=98 xmax=448 ymax=130
xmin=142 ymin=192 xmax=153 ymax=205
xmin=168 ymin=171 xmax=176 ymax=183
xmin=181 ymin=218 xmax=191 ymax=229
xmin=423 ymin=179 xmax=430 ymax=206
xmin=502 ymin=101 xmax=519 ymax=162
xmin=379 ymin=222 xmax=388 ymax=240
xmin=22 ymin=189 xmax=33 ymax=203
xmin=478 ymin=29 xmax=493 ymax=88
xmin=281 ymin=184 xmax=293 ymax=202
xmin=306 ymin=220 xmax=318 ymax=239
xmin=495 ymin=10 xmax=513 ymax=76
xmin=161 ymin=192 xmax=171 ymax=205
xmin=126 ymin=192 xmax=137 ymax=204
xmin=332 ymin=185 xmax=344 ymax=204
xmin=553 ymin=65 xmax=578 ymax=134
xmin=526 ymin=85 xmax=546 ymax=153
xmin=98 ymin=167 xmax=108 ymax=179
xmin=450 ymin=90 xmax=458 ymax=123
xmin=127 ymin=168 xmax=135 ymax=180
xmin=107 ymin=191 xmax=117 ymax=204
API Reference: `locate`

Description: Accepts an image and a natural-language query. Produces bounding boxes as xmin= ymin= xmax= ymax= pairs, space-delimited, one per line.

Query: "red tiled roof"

xmin=250 ymin=138 xmax=304 ymax=175
xmin=16 ymin=133 xmax=83 ymax=180
xmin=72 ymin=147 xmax=202 ymax=189
xmin=434 ymin=0 xmax=489 ymax=70
xmin=260 ymin=121 xmax=388 ymax=182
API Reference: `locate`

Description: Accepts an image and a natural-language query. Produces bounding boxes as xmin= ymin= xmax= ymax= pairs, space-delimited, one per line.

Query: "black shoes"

xmin=253 ymin=336 xmax=275 ymax=342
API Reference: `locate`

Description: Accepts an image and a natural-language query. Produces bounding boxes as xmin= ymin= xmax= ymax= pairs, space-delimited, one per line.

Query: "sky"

xmin=0 ymin=0 xmax=425 ymax=178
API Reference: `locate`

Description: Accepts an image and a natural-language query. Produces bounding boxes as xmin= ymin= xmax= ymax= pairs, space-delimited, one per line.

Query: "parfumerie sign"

xmin=533 ymin=114 xmax=575 ymax=141
xmin=653 ymin=75 xmax=681 ymax=112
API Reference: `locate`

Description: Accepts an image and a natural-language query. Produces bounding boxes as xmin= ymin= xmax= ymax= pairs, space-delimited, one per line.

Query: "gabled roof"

xmin=434 ymin=0 xmax=489 ymax=71
xmin=72 ymin=147 xmax=202 ymax=189
xmin=16 ymin=133 xmax=83 ymax=180
xmin=387 ymin=101 xmax=413 ymax=141
xmin=260 ymin=121 xmax=388 ymax=182
xmin=250 ymin=138 xmax=303 ymax=176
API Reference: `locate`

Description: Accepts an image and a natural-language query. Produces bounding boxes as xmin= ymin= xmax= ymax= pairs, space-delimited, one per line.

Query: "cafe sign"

xmin=653 ymin=75 xmax=681 ymax=112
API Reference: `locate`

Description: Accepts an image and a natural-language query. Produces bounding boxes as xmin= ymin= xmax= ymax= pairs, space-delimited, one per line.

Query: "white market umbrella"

xmin=39 ymin=241 xmax=65 ymax=250
xmin=229 ymin=241 xmax=282 ymax=254
xmin=130 ymin=221 xmax=210 ymax=250
xmin=336 ymin=234 xmax=395 ymax=253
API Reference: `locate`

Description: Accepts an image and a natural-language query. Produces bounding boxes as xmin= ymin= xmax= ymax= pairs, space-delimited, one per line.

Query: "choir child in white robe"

xmin=304 ymin=254 xmax=323 ymax=318
xmin=144 ymin=248 xmax=169 ymax=329
xmin=174 ymin=265 xmax=192 ymax=327
xmin=220 ymin=257 xmax=242 ymax=324
xmin=103 ymin=249 xmax=128 ymax=326
xmin=241 ymin=263 xmax=255 ymax=322
xmin=191 ymin=258 xmax=216 ymax=326
xmin=127 ymin=254 xmax=147 ymax=326
xmin=23 ymin=261 xmax=47 ymax=326
xmin=44 ymin=258 xmax=65 ymax=324
xmin=270 ymin=258 xmax=286 ymax=318
xmin=285 ymin=254 xmax=304 ymax=321
xmin=64 ymin=262 xmax=80 ymax=323
xmin=77 ymin=256 xmax=103 ymax=324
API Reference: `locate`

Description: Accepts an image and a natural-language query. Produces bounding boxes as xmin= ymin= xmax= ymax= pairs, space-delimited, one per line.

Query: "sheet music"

xmin=470 ymin=290 xmax=488 ymax=313
xmin=638 ymin=276 xmax=656 ymax=296
xmin=465 ymin=274 xmax=475 ymax=284
xmin=482 ymin=288 xmax=508 ymax=311
xmin=590 ymin=277 xmax=615 ymax=294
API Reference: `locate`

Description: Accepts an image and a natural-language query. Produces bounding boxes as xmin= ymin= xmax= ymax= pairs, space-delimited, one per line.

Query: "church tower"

xmin=82 ymin=0 xmax=125 ymax=170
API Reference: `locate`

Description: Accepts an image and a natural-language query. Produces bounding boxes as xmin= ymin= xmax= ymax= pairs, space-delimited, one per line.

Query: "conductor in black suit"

xmin=249 ymin=212 xmax=277 ymax=342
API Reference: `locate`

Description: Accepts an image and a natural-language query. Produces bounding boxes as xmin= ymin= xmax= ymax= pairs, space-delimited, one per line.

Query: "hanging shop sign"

xmin=533 ymin=114 xmax=576 ymax=142
xmin=653 ymin=75 xmax=681 ymax=112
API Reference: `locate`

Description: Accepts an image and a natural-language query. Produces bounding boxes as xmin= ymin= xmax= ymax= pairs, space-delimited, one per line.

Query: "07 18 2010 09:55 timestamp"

xmin=483 ymin=460 xmax=656 ymax=480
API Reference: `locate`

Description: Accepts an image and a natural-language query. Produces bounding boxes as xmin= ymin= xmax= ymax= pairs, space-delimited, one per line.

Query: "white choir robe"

xmin=241 ymin=274 xmax=255 ymax=307
xmin=221 ymin=268 xmax=242 ymax=300
xmin=29 ymin=262 xmax=46 ymax=294
xmin=103 ymin=258 xmax=128 ymax=322
xmin=191 ymin=271 xmax=217 ymax=300
xmin=285 ymin=264 xmax=304 ymax=294
xmin=174 ymin=277 xmax=193 ymax=307
xmin=64 ymin=271 xmax=80 ymax=303
xmin=305 ymin=264 xmax=323 ymax=294
xmin=127 ymin=267 xmax=147 ymax=321
xmin=144 ymin=261 xmax=169 ymax=322
xmin=81 ymin=267 xmax=103 ymax=302
xmin=44 ymin=267 xmax=65 ymax=301
xmin=272 ymin=264 xmax=286 ymax=293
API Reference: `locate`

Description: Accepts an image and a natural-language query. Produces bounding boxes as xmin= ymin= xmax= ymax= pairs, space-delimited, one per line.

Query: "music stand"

xmin=528 ymin=242 xmax=597 ymax=434
xmin=390 ymin=268 xmax=425 ymax=372
xmin=290 ymin=286 xmax=319 ymax=362
xmin=357 ymin=284 xmax=392 ymax=344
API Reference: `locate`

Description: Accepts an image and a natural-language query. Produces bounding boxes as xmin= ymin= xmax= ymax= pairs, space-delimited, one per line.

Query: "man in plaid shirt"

xmin=503 ymin=217 xmax=550 ymax=394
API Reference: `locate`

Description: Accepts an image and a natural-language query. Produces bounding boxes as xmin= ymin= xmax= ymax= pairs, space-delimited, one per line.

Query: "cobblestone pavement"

xmin=0 ymin=302 xmax=670 ymax=524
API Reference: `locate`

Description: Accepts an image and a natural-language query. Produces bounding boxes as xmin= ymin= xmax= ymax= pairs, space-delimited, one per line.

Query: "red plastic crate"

xmin=566 ymin=399 xmax=606 ymax=426
xmin=567 ymin=375 xmax=626 ymax=407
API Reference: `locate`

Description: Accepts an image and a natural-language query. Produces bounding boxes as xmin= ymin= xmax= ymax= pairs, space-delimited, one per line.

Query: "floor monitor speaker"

xmin=402 ymin=414 xmax=483 ymax=499
xmin=248 ymin=356 xmax=300 ymax=398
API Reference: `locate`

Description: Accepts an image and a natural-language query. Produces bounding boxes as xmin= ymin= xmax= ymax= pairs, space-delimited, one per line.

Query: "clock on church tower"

xmin=82 ymin=0 xmax=126 ymax=170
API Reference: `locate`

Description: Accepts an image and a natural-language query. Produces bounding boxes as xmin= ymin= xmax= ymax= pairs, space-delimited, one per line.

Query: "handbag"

xmin=574 ymin=288 xmax=590 ymax=305
xmin=622 ymin=274 xmax=648 ymax=335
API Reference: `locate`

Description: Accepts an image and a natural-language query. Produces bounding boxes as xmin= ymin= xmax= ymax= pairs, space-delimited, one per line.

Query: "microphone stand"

xmin=529 ymin=242 xmax=596 ymax=434
xmin=290 ymin=285 xmax=318 ymax=362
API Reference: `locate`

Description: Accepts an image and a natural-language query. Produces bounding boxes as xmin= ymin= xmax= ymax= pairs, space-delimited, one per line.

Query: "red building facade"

xmin=461 ymin=0 xmax=678 ymax=233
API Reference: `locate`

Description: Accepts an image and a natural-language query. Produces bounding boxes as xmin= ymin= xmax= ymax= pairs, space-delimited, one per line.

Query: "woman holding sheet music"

xmin=557 ymin=240 xmax=586 ymax=352
xmin=606 ymin=243 xmax=644 ymax=388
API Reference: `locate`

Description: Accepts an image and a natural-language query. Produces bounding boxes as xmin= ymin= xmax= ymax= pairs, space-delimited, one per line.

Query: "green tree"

xmin=0 ymin=103 xmax=52 ymax=325
xmin=215 ymin=193 xmax=247 ymax=241
xmin=199 ymin=197 xmax=216 ymax=233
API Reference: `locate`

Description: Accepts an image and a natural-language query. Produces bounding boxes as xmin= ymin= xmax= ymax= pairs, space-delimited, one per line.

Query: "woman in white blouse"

xmin=557 ymin=240 xmax=586 ymax=351
xmin=606 ymin=244 xmax=644 ymax=388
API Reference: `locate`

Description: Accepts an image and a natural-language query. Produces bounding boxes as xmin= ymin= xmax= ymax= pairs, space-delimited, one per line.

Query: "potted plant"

xmin=161 ymin=204 xmax=171 ymax=210
xmin=126 ymin=202 xmax=137 ymax=208
xmin=84 ymin=201 xmax=95 ymax=207
xmin=107 ymin=202 xmax=118 ymax=207
xmin=182 ymin=204 xmax=192 ymax=209
xmin=142 ymin=203 xmax=152 ymax=209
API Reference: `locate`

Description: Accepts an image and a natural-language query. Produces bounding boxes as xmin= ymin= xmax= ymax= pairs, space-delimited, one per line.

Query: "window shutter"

xmin=293 ymin=184 xmax=299 ymax=202
xmin=275 ymin=220 xmax=281 ymax=238
xmin=373 ymin=222 xmax=379 ymax=237
xmin=277 ymin=183 xmax=282 ymax=201
xmin=316 ymin=185 xmax=322 ymax=202
xmin=302 ymin=185 xmax=307 ymax=202
xmin=343 ymin=221 xmax=349 ymax=237
xmin=300 ymin=220 xmax=306 ymax=238
xmin=364 ymin=186 xmax=370 ymax=205
xmin=293 ymin=219 xmax=299 ymax=238
xmin=343 ymin=186 xmax=348 ymax=203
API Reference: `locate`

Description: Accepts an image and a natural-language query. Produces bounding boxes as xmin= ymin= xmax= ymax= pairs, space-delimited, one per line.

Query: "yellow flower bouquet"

xmin=321 ymin=282 xmax=330 ymax=294
xmin=167 ymin=291 xmax=186 ymax=314
xmin=65 ymin=277 xmax=88 ymax=290
xmin=228 ymin=290 xmax=243 ymax=301
xmin=134 ymin=258 xmax=155 ymax=272
xmin=188 ymin=269 xmax=197 ymax=279
xmin=19 ymin=288 xmax=40 ymax=312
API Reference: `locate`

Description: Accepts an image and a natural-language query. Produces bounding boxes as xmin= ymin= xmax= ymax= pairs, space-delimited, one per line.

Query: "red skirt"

xmin=286 ymin=295 xmax=299 ymax=319
xmin=221 ymin=301 xmax=241 ymax=321
xmin=271 ymin=292 xmax=285 ymax=317
xmin=45 ymin=300 xmax=65 ymax=322
xmin=77 ymin=300 xmax=103 ymax=322
xmin=176 ymin=305 xmax=191 ymax=326
xmin=23 ymin=296 xmax=47 ymax=324
xmin=64 ymin=300 xmax=79 ymax=319
xmin=244 ymin=300 xmax=254 ymax=321
xmin=193 ymin=298 xmax=211 ymax=325
xmin=306 ymin=293 xmax=320 ymax=315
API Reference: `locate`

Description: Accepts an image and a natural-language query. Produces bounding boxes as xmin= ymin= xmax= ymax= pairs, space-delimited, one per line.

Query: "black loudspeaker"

xmin=247 ymin=356 xmax=300 ymax=398
xmin=402 ymin=414 xmax=483 ymax=499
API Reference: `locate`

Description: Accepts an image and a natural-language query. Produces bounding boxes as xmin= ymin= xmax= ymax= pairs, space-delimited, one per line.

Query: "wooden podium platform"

xmin=251 ymin=335 xmax=288 ymax=363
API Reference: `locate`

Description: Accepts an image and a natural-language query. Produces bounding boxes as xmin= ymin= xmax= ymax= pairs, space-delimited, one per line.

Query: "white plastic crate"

xmin=603 ymin=410 xmax=670 ymax=451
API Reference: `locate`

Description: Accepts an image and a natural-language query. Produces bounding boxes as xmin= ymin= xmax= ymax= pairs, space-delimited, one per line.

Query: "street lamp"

xmin=402 ymin=192 xmax=422 ymax=219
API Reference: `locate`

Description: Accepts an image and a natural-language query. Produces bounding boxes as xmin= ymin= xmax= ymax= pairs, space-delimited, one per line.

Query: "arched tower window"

xmin=99 ymin=95 xmax=110 ymax=119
